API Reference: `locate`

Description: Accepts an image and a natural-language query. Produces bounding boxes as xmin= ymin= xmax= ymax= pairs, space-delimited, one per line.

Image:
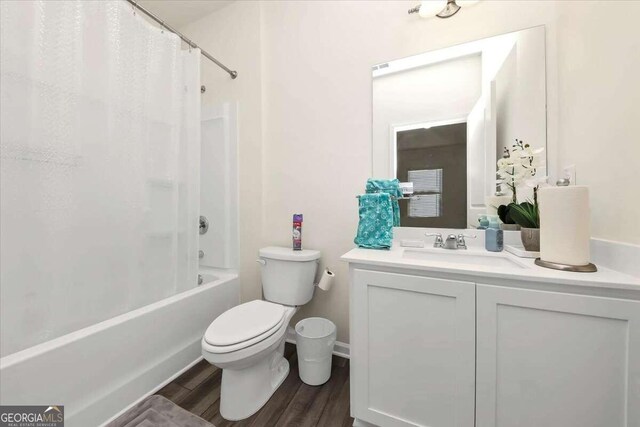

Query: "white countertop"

xmin=341 ymin=243 xmax=640 ymax=293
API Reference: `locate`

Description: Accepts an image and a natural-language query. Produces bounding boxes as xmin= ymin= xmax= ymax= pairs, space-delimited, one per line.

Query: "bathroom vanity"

xmin=360 ymin=18 xmax=640 ymax=427
xmin=342 ymin=237 xmax=640 ymax=427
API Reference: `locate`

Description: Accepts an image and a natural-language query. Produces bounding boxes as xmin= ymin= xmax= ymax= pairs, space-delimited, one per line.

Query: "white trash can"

xmin=295 ymin=317 xmax=336 ymax=386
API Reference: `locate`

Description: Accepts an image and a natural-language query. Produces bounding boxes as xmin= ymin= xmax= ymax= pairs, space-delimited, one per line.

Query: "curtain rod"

xmin=126 ymin=0 xmax=238 ymax=79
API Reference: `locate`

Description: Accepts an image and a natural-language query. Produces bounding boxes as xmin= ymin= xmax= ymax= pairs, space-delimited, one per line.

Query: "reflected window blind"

xmin=409 ymin=194 xmax=442 ymax=217
xmin=408 ymin=169 xmax=443 ymax=218
xmin=409 ymin=168 xmax=443 ymax=193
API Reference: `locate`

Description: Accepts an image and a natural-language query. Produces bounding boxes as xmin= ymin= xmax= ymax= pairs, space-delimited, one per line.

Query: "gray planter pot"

xmin=520 ymin=227 xmax=540 ymax=252
xmin=500 ymin=223 xmax=521 ymax=231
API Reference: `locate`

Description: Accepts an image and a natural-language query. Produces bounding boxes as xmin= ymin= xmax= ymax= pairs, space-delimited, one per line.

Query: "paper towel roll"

xmin=539 ymin=185 xmax=591 ymax=266
xmin=317 ymin=268 xmax=335 ymax=291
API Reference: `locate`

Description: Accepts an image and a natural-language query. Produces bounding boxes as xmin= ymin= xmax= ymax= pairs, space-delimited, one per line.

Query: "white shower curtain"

xmin=0 ymin=0 xmax=201 ymax=357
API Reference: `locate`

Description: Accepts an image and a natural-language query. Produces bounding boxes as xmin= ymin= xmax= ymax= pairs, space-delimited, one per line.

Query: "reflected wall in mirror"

xmin=372 ymin=26 xmax=547 ymax=228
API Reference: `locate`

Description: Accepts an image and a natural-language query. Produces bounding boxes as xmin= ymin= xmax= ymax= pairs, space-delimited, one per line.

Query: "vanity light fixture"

xmin=408 ymin=0 xmax=480 ymax=19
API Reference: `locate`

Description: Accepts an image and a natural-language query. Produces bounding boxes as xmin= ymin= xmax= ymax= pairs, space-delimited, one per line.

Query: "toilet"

xmin=201 ymin=246 xmax=320 ymax=421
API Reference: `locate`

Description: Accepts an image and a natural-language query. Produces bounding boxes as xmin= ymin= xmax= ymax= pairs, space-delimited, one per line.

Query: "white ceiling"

xmin=137 ymin=0 xmax=235 ymax=28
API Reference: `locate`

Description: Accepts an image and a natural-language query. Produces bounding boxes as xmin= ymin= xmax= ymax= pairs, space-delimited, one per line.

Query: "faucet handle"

xmin=456 ymin=233 xmax=476 ymax=249
xmin=425 ymin=232 xmax=444 ymax=248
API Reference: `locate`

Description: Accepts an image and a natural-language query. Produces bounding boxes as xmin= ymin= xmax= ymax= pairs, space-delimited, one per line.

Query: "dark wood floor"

xmin=156 ymin=342 xmax=353 ymax=427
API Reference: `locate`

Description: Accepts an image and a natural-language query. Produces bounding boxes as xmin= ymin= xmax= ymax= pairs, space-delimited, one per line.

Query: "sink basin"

xmin=403 ymin=248 xmax=527 ymax=269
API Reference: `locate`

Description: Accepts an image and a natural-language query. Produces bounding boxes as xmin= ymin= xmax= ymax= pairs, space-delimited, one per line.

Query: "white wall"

xmin=372 ymin=55 xmax=482 ymax=177
xmin=555 ymin=1 xmax=640 ymax=244
xmin=259 ymin=0 xmax=562 ymax=344
xmin=184 ymin=0 xmax=640 ymax=344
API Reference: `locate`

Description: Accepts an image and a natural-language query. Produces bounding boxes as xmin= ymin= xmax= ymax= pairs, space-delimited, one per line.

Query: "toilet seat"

xmin=204 ymin=300 xmax=286 ymax=354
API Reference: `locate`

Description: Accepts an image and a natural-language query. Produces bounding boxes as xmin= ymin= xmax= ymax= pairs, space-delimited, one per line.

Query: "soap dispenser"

xmin=485 ymin=215 xmax=503 ymax=252
xmin=477 ymin=214 xmax=489 ymax=230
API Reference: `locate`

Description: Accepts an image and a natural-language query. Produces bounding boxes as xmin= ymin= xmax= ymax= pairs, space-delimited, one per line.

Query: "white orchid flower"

xmin=513 ymin=168 xmax=528 ymax=181
xmin=497 ymin=170 xmax=512 ymax=179
xmin=518 ymin=146 xmax=544 ymax=158
xmin=497 ymin=141 xmax=545 ymax=204
xmin=497 ymin=158 xmax=511 ymax=170
xmin=524 ymin=175 xmax=548 ymax=188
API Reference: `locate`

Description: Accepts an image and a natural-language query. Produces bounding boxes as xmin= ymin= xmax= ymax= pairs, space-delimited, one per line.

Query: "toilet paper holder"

xmin=315 ymin=268 xmax=335 ymax=291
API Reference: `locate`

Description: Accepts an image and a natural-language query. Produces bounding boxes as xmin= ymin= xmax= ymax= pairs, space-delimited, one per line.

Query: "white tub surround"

xmin=200 ymin=102 xmax=239 ymax=270
xmin=342 ymin=233 xmax=640 ymax=427
xmin=0 ymin=272 xmax=239 ymax=427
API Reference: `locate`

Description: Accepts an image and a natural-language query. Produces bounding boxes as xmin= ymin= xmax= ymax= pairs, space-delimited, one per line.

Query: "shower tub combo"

xmin=0 ymin=2 xmax=241 ymax=425
xmin=0 ymin=271 xmax=238 ymax=426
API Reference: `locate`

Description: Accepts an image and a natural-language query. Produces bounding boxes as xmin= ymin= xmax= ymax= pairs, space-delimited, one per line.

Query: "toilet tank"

xmin=259 ymin=246 xmax=320 ymax=306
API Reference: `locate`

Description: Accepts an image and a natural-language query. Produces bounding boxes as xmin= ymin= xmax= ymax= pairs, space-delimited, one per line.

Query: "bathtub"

xmin=0 ymin=270 xmax=239 ymax=427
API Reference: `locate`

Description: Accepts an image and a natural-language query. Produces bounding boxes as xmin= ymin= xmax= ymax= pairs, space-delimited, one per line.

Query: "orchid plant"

xmin=496 ymin=139 xmax=547 ymax=228
xmin=497 ymin=139 xmax=545 ymax=204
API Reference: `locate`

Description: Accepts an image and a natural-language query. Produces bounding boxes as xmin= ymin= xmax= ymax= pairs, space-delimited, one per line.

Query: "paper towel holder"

xmin=535 ymin=178 xmax=597 ymax=272
xmin=534 ymin=258 xmax=597 ymax=273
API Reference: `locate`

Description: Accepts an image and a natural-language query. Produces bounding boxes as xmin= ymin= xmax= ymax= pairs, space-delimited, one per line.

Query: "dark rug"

xmin=107 ymin=395 xmax=214 ymax=427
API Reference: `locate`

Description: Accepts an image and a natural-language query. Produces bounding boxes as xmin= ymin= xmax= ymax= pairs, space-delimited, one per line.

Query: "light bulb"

xmin=418 ymin=0 xmax=447 ymax=18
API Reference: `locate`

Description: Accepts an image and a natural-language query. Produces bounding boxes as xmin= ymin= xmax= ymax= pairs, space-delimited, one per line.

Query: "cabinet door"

xmin=476 ymin=284 xmax=640 ymax=427
xmin=351 ymin=269 xmax=475 ymax=427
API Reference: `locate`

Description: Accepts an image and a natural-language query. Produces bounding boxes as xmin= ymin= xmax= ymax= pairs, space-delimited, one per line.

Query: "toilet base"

xmin=219 ymin=343 xmax=290 ymax=421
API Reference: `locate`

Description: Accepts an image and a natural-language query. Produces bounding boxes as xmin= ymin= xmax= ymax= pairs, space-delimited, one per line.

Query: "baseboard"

xmin=285 ymin=327 xmax=350 ymax=359
xmin=353 ymin=418 xmax=378 ymax=427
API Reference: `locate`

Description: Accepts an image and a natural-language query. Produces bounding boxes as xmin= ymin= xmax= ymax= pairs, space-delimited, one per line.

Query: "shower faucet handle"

xmin=199 ymin=216 xmax=209 ymax=235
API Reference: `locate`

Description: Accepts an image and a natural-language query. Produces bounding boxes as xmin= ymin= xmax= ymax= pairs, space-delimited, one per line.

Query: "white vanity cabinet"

xmin=350 ymin=269 xmax=476 ymax=427
xmin=348 ymin=264 xmax=640 ymax=427
xmin=475 ymin=284 xmax=640 ymax=427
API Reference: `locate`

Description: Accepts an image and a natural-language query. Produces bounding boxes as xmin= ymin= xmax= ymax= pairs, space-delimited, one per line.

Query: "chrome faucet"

xmin=443 ymin=234 xmax=459 ymax=249
xmin=455 ymin=233 xmax=476 ymax=249
xmin=425 ymin=232 xmax=476 ymax=250
xmin=425 ymin=233 xmax=444 ymax=248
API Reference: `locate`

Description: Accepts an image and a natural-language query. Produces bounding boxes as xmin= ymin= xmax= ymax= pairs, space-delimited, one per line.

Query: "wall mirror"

xmin=372 ymin=26 xmax=547 ymax=228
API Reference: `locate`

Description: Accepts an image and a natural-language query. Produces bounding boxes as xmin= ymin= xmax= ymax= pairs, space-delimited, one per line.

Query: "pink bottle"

xmin=292 ymin=214 xmax=303 ymax=250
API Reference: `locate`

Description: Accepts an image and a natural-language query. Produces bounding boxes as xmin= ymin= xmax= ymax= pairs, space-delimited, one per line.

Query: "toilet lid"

xmin=204 ymin=300 xmax=285 ymax=347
